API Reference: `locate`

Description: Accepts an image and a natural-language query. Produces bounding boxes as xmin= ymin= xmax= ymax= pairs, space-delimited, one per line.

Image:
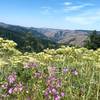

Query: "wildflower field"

xmin=0 ymin=38 xmax=100 ymax=100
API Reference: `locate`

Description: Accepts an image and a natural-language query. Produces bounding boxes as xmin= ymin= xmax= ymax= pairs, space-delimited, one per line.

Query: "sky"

xmin=0 ymin=0 xmax=100 ymax=30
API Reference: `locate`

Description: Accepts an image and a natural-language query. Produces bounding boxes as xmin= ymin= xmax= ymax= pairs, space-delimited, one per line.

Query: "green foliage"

xmin=0 ymin=38 xmax=100 ymax=100
xmin=0 ymin=27 xmax=59 ymax=53
xmin=85 ymin=30 xmax=100 ymax=50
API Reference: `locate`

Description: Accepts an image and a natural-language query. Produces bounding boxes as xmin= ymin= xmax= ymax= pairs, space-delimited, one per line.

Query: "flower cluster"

xmin=1 ymin=72 xmax=23 ymax=95
xmin=62 ymin=67 xmax=78 ymax=76
xmin=8 ymin=82 xmax=23 ymax=94
xmin=7 ymin=72 xmax=17 ymax=84
xmin=24 ymin=61 xmax=38 ymax=69
xmin=34 ymin=71 xmax=42 ymax=78
xmin=44 ymin=76 xmax=64 ymax=100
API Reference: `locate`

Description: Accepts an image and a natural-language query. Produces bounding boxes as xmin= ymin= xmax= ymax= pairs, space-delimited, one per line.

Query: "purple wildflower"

xmin=48 ymin=87 xmax=52 ymax=93
xmin=44 ymin=91 xmax=49 ymax=96
xmin=45 ymin=76 xmax=64 ymax=100
xmin=24 ymin=62 xmax=38 ymax=68
xmin=52 ymin=88 xmax=57 ymax=95
xmin=57 ymin=79 xmax=62 ymax=88
xmin=63 ymin=68 xmax=69 ymax=73
xmin=71 ymin=69 xmax=78 ymax=76
xmin=61 ymin=92 xmax=65 ymax=97
xmin=8 ymin=88 xmax=13 ymax=94
xmin=54 ymin=95 xmax=61 ymax=100
xmin=49 ymin=76 xmax=56 ymax=81
xmin=7 ymin=72 xmax=16 ymax=84
xmin=34 ymin=71 xmax=42 ymax=78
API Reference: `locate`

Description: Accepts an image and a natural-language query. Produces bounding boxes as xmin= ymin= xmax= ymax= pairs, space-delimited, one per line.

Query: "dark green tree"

xmin=85 ymin=30 xmax=100 ymax=50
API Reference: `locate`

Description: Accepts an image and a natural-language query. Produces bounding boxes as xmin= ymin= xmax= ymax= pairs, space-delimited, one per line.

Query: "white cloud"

xmin=64 ymin=3 xmax=93 ymax=12
xmin=64 ymin=2 xmax=72 ymax=6
xmin=65 ymin=9 xmax=100 ymax=26
xmin=41 ymin=2 xmax=93 ymax=15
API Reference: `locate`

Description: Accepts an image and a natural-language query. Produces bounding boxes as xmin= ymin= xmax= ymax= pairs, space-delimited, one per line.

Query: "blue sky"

xmin=0 ymin=0 xmax=100 ymax=30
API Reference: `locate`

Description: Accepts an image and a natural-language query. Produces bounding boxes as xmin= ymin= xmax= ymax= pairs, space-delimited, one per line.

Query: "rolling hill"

xmin=0 ymin=22 xmax=98 ymax=52
xmin=0 ymin=22 xmax=58 ymax=52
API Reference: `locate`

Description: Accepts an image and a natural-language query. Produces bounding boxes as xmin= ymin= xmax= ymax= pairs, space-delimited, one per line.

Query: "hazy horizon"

xmin=0 ymin=0 xmax=100 ymax=30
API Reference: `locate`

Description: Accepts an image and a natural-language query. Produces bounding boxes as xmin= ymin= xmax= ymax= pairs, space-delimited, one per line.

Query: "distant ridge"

xmin=0 ymin=22 xmax=99 ymax=50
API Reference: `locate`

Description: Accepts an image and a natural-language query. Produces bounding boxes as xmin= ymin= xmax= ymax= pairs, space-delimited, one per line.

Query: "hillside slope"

xmin=0 ymin=22 xmax=98 ymax=50
xmin=0 ymin=23 xmax=58 ymax=52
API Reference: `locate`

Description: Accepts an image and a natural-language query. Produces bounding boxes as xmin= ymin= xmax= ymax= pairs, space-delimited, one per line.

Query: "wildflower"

xmin=26 ymin=91 xmax=29 ymax=94
xmin=24 ymin=62 xmax=38 ymax=68
xmin=44 ymin=91 xmax=49 ymax=96
xmin=61 ymin=92 xmax=64 ymax=97
xmin=13 ymin=87 xmax=18 ymax=93
xmin=71 ymin=69 xmax=78 ymax=76
xmin=13 ymin=83 xmax=23 ymax=93
xmin=34 ymin=71 xmax=41 ymax=78
xmin=54 ymin=95 xmax=61 ymax=100
xmin=48 ymin=87 xmax=52 ymax=93
xmin=8 ymin=88 xmax=13 ymax=94
xmin=48 ymin=66 xmax=57 ymax=76
xmin=63 ymin=68 xmax=69 ymax=73
xmin=45 ymin=76 xmax=64 ymax=100
xmin=7 ymin=72 xmax=16 ymax=84
xmin=18 ymin=83 xmax=23 ymax=91
xmin=1 ymin=83 xmax=8 ymax=89
xmin=56 ymin=79 xmax=62 ymax=88
xmin=52 ymin=88 xmax=57 ymax=95
xmin=47 ymin=76 xmax=56 ymax=87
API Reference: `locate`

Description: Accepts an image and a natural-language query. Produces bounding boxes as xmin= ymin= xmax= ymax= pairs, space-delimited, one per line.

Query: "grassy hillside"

xmin=0 ymin=38 xmax=100 ymax=100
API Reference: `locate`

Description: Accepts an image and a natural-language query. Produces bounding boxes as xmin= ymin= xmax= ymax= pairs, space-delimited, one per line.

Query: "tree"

xmin=85 ymin=30 xmax=100 ymax=50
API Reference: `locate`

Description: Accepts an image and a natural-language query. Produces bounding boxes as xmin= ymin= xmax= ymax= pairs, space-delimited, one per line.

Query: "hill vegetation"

xmin=0 ymin=22 xmax=100 ymax=52
xmin=0 ymin=26 xmax=58 ymax=52
xmin=85 ymin=30 xmax=100 ymax=50
xmin=0 ymin=38 xmax=100 ymax=100
xmin=0 ymin=22 xmax=91 ymax=52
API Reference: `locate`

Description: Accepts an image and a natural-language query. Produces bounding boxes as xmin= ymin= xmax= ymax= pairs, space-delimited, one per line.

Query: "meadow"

xmin=0 ymin=38 xmax=100 ymax=100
